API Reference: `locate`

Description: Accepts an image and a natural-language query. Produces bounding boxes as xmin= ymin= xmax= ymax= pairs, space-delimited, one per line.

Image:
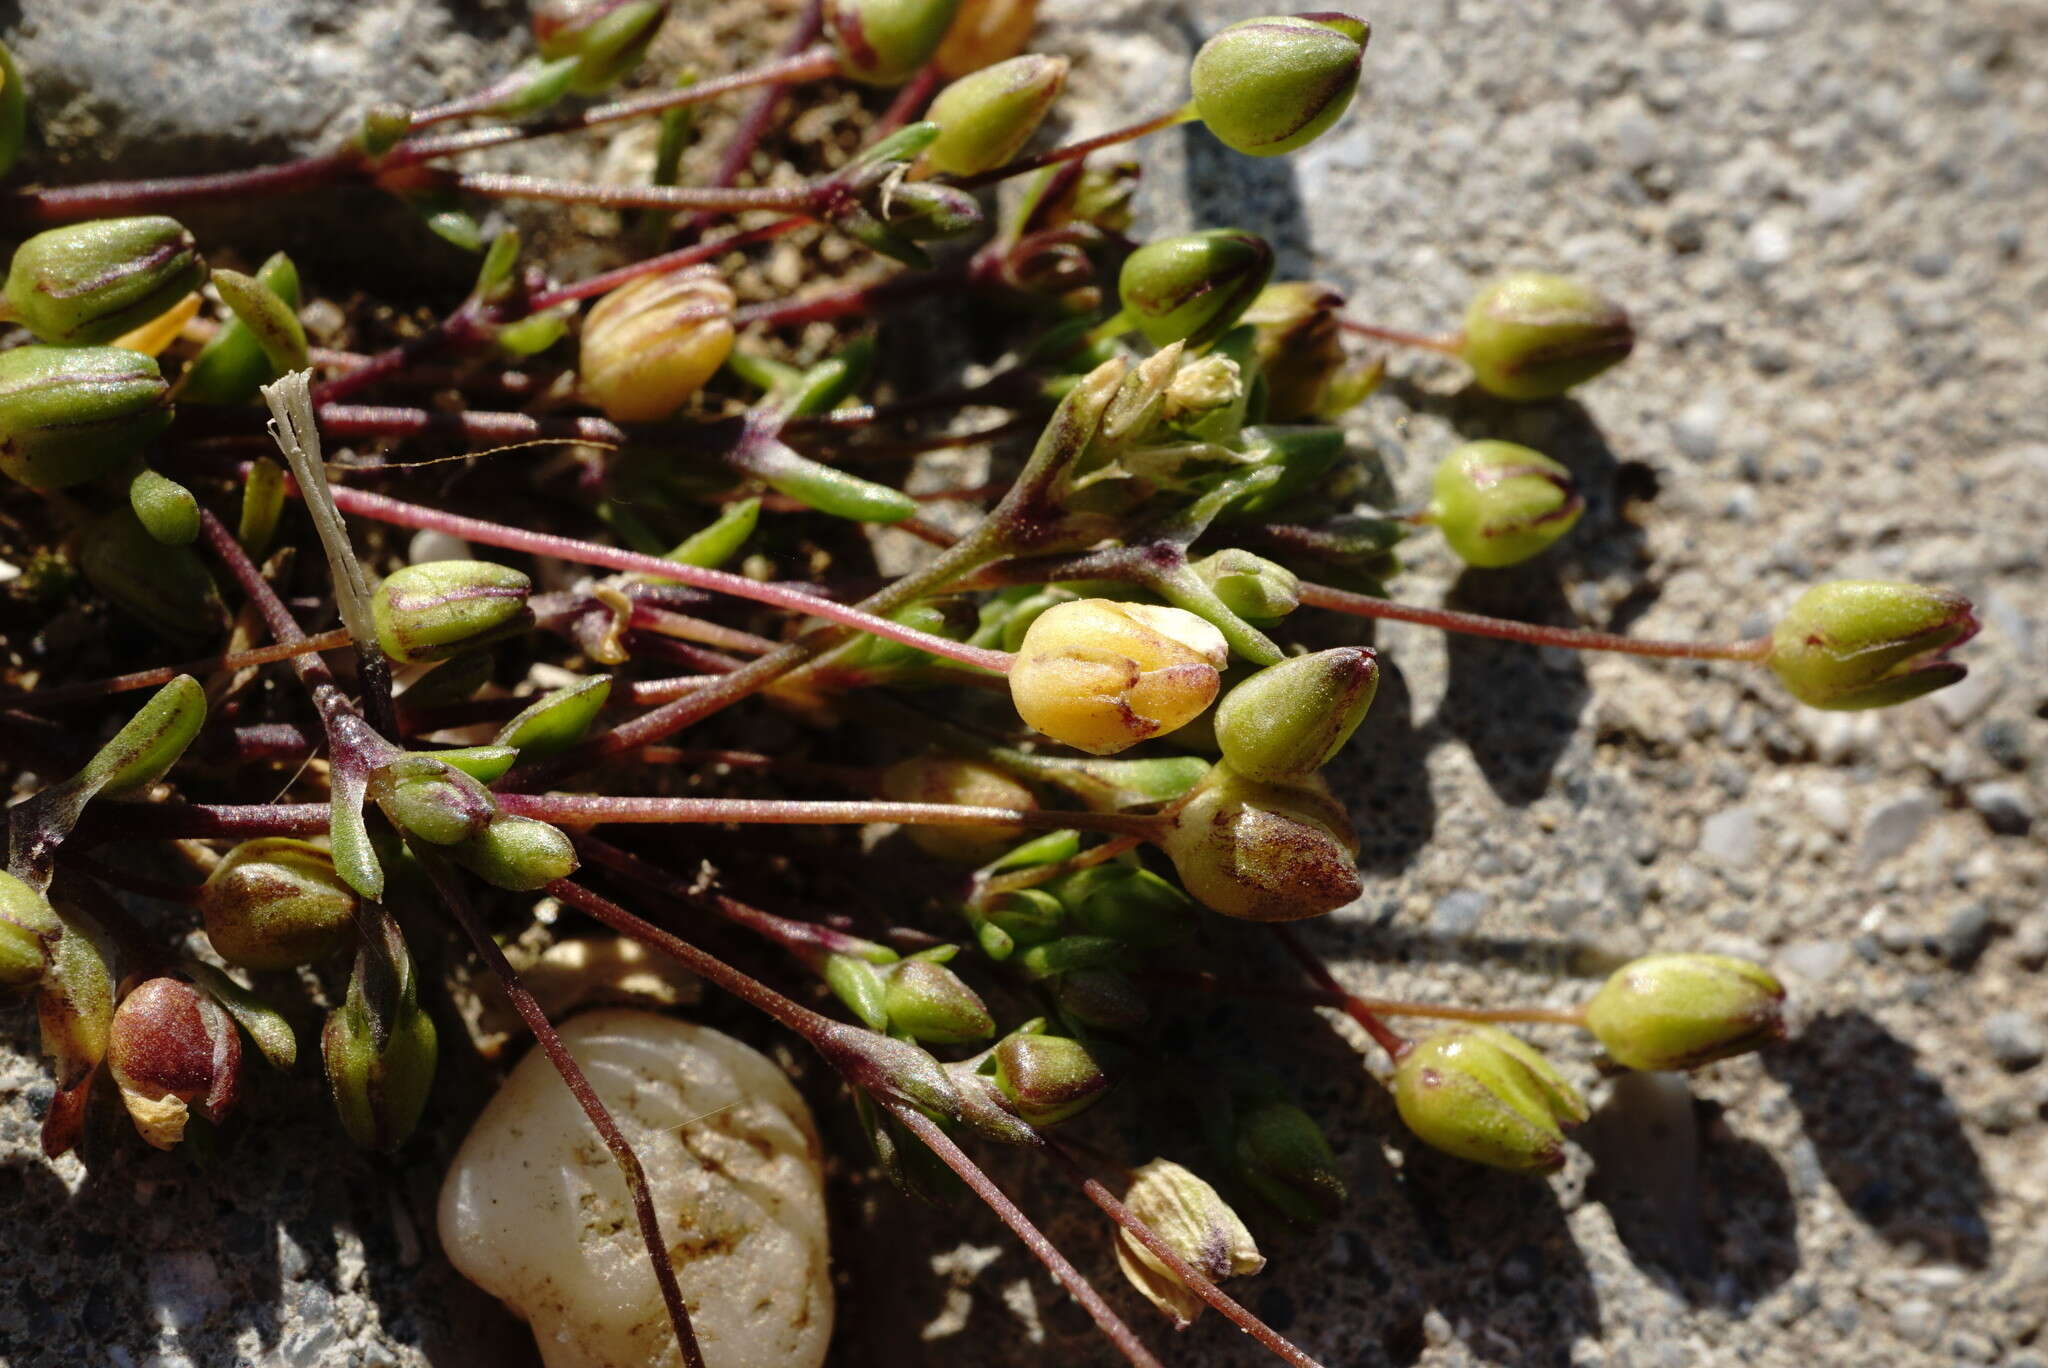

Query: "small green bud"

xmin=664 ymin=497 xmax=759 ymax=569
xmin=0 ymin=345 xmax=172 ymax=490
xmin=369 ymin=757 xmax=497 ymax=847
xmin=79 ymin=673 xmax=207 ymax=796
xmin=1191 ymin=549 xmax=1300 ymax=628
xmin=882 ymin=956 xmax=996 ymax=1045
xmin=1458 ymin=272 xmax=1634 ymax=400
xmin=77 ymin=507 xmax=223 ymax=639
xmin=1116 ymin=1159 xmax=1265 ymax=1327
xmin=827 ymin=0 xmax=963 ymax=85
xmin=532 ymin=0 xmax=669 ymax=93
xmin=128 ymin=466 xmax=199 ymax=546
xmin=1009 ymin=599 xmax=1228 ymax=756
xmin=448 ymin=814 xmax=579 ymax=892
xmin=0 ymin=871 xmax=59 ymax=990
xmin=924 ymin=54 xmax=1067 ymax=177
xmin=39 ymin=911 xmax=115 ymax=1090
xmin=970 ymin=887 xmax=1068 ymax=960
xmin=493 ymin=675 xmax=612 ymax=758
xmin=1231 ymin=1099 xmax=1346 ymax=1222
xmin=1426 ymin=440 xmax=1584 ymax=568
xmin=323 ymin=986 xmax=438 ymax=1152
xmin=1214 ymin=646 xmax=1380 ymax=782
xmin=882 ymin=755 xmax=1039 ymax=864
xmin=183 ymin=252 xmax=303 ymax=406
xmin=209 ymin=266 xmax=309 ymax=377
xmin=1584 ymin=954 xmax=1788 ymax=1071
xmin=1016 ymin=933 xmax=1125 ymax=980
xmin=236 ymin=456 xmax=286 ymax=555
xmin=1190 ymin=14 xmax=1368 ymax=157
xmin=4 ymin=216 xmax=207 ymax=345
xmin=1766 ymin=580 xmax=1979 ymax=710
xmin=1392 ymin=1025 xmax=1589 ymax=1174
xmin=107 ymin=976 xmax=242 ymax=1149
xmin=371 ymin=560 xmax=534 ymax=664
xmin=822 ymin=953 xmax=892 ymax=1032
xmin=744 ymin=437 xmax=919 ymax=523
xmin=992 ymin=1027 xmax=1108 ymax=1126
xmin=1156 ymin=762 xmax=1360 ymax=921
xmin=200 ymin=838 xmax=358 ymax=970
xmin=427 ymin=744 xmax=520 ymax=785
xmin=1052 ymin=864 xmax=1194 ymax=948
xmin=0 ymin=40 xmax=26 ymax=180
xmin=1118 ymin=230 xmax=1275 ymax=351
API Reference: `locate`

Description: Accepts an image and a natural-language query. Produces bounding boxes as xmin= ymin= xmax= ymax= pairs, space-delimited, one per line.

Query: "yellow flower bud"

xmin=578 ymin=268 xmax=735 ymax=422
xmin=934 ymin=0 xmax=1037 ymax=77
xmin=1008 ymin=599 xmax=1228 ymax=755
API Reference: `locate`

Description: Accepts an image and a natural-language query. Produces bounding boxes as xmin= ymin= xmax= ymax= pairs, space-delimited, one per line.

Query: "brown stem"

xmin=422 ymin=862 xmax=704 ymax=1368
xmin=954 ymin=106 xmax=1197 ymax=190
xmin=1141 ymin=971 xmax=1587 ymax=1028
xmin=528 ymin=217 xmax=809 ymax=310
xmin=501 ymin=793 xmax=1159 ymax=837
xmin=1047 ymin=1145 xmax=1327 ymax=1368
xmin=1336 ymin=318 xmax=1463 ymax=355
xmin=883 ymin=1105 xmax=1165 ymax=1368
xmin=1298 ymin=581 xmax=1772 ymax=662
xmin=680 ymin=0 xmax=828 ymax=237
xmin=0 ymin=628 xmax=354 ymax=711
xmin=441 ymin=171 xmax=816 ymax=216
xmin=0 ymin=151 xmax=362 ymax=227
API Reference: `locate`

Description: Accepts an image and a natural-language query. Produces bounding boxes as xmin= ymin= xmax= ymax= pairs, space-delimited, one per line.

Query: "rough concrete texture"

xmin=3 ymin=0 xmax=2046 ymax=1366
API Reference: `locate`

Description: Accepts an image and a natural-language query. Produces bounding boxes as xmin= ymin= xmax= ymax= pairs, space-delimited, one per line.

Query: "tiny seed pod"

xmin=1584 ymin=954 xmax=1788 ymax=1071
xmin=1155 ymin=762 xmax=1361 ymax=921
xmin=1190 ymin=14 xmax=1369 ymax=158
xmin=371 ymin=559 xmax=534 ymax=664
xmin=923 ymin=54 xmax=1067 ymax=177
xmin=1457 ymin=271 xmax=1634 ymax=400
xmin=449 ymin=814 xmax=579 ymax=892
xmin=1426 ymin=440 xmax=1584 ymax=568
xmin=200 ymin=839 xmax=358 ymax=970
xmin=579 ymin=268 xmax=735 ymax=422
xmin=1230 ymin=1099 xmax=1346 ymax=1221
xmin=4 ymin=216 xmax=207 ymax=345
xmin=827 ymin=0 xmax=964 ymax=86
xmin=1118 ymin=230 xmax=1274 ymax=350
xmin=933 ymin=0 xmax=1037 ymax=76
xmin=1766 ymin=580 xmax=1978 ymax=711
xmin=76 ymin=507 xmax=224 ymax=640
xmin=0 ymin=344 xmax=172 ymax=491
xmin=1392 ymin=1025 xmax=1589 ymax=1174
xmin=107 ymin=976 xmax=243 ymax=1149
xmin=1115 ymin=1159 xmax=1264 ymax=1327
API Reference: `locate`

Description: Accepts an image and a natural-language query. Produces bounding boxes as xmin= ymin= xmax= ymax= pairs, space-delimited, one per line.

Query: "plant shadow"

xmin=1434 ymin=566 xmax=1590 ymax=807
xmin=1762 ymin=1010 xmax=1991 ymax=1267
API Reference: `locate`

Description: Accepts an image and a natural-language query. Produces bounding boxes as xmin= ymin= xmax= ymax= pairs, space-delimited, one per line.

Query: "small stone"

xmin=1983 ymin=1011 xmax=2046 ymax=1072
xmin=1727 ymin=1 xmax=1800 ymax=36
xmin=1941 ymin=904 xmax=1996 ymax=970
xmin=1777 ymin=939 xmax=1849 ymax=983
xmin=406 ymin=530 xmax=473 ymax=565
xmin=1805 ymin=784 xmax=1853 ymax=836
xmin=1980 ymin=719 xmax=2030 ymax=772
xmin=1672 ymin=397 xmax=1724 ymax=462
xmin=1968 ymin=782 xmax=2035 ymax=836
xmin=147 ymin=1251 xmax=228 ymax=1331
xmin=2011 ymin=915 xmax=2048 ymax=971
xmin=1858 ymin=794 xmax=1938 ymax=869
xmin=1891 ymin=1296 xmax=1943 ymax=1348
xmin=1698 ymin=806 xmax=1761 ymax=867
xmin=1430 ymin=890 xmax=1487 ymax=937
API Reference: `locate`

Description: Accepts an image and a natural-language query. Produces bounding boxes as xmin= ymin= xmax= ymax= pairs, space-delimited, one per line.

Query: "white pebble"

xmin=439 ymin=1010 xmax=832 ymax=1368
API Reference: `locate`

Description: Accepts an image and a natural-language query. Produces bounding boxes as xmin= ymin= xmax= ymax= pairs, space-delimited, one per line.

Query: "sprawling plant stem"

xmin=1 ymin=629 xmax=354 ymax=710
xmin=953 ymin=106 xmax=1199 ymax=190
xmin=1271 ymin=925 xmax=1408 ymax=1058
xmin=1298 ymin=581 xmax=1770 ymax=661
xmin=1143 ymin=970 xmax=1587 ymax=1028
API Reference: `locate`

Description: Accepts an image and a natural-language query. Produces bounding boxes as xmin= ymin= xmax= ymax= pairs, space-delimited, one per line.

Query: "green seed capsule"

xmin=493 ymin=676 xmax=612 ymax=758
xmin=448 ymin=814 xmax=579 ymax=892
xmin=1392 ymin=1025 xmax=1588 ymax=1174
xmin=1766 ymin=580 xmax=1978 ymax=710
xmin=199 ymin=839 xmax=358 ymax=971
xmin=881 ymin=955 xmax=997 ymax=1045
xmin=1190 ymin=14 xmax=1369 ymax=157
xmin=1458 ymin=272 xmax=1634 ymax=400
xmin=1426 ymin=440 xmax=1584 ymax=568
xmin=1118 ymin=230 xmax=1275 ymax=350
xmin=827 ymin=0 xmax=964 ymax=85
xmin=5 ymin=216 xmax=207 ymax=345
xmin=0 ymin=345 xmax=172 ymax=490
xmin=1191 ymin=548 xmax=1301 ymax=628
xmin=371 ymin=560 xmax=534 ymax=664
xmin=1231 ymin=1099 xmax=1346 ymax=1221
xmin=924 ymin=54 xmax=1067 ymax=176
xmin=0 ymin=871 xmax=60 ymax=990
xmin=324 ymin=986 xmax=438 ymax=1152
xmin=1583 ymin=954 xmax=1787 ymax=1071
xmin=1156 ymin=762 xmax=1360 ymax=921
xmin=1214 ymin=646 xmax=1379 ymax=782
xmin=992 ymin=1028 xmax=1108 ymax=1127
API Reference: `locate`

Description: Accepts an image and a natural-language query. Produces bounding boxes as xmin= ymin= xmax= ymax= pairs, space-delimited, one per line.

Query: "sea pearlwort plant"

xmin=0 ymin=2 xmax=1982 ymax=1365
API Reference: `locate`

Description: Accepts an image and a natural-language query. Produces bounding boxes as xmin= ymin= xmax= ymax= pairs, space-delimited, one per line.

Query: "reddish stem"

xmin=310 ymin=481 xmax=1016 ymax=674
xmin=0 ymin=151 xmax=361 ymax=227
xmin=884 ymin=1104 xmax=1166 ymax=1368
xmin=1298 ymin=581 xmax=1771 ymax=662
xmin=954 ymin=107 xmax=1195 ymax=190
xmin=1142 ymin=971 xmax=1586 ymax=1028
xmin=500 ymin=793 xmax=1157 ymax=837
xmin=1336 ymin=318 xmax=1463 ymax=355
xmin=423 ymin=863 xmax=704 ymax=1368
xmin=680 ymin=0 xmax=827 ymax=237
xmin=440 ymin=170 xmax=817 ymax=216
xmin=1269 ymin=925 xmax=1407 ymax=1059
xmin=0 ymin=629 xmax=354 ymax=710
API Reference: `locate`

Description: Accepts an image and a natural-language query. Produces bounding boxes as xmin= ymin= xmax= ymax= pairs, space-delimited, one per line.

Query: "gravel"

xmin=3 ymin=1 xmax=2047 ymax=1367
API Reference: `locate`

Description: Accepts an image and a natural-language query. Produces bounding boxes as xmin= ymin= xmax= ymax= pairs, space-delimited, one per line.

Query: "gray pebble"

xmin=1698 ymin=806 xmax=1761 ymax=866
xmin=1890 ymin=1296 xmax=1943 ymax=1348
xmin=1984 ymin=1011 xmax=2047 ymax=1072
xmin=1969 ymin=782 xmax=2036 ymax=836
xmin=1430 ymin=890 xmax=1488 ymax=936
xmin=1858 ymin=793 xmax=1939 ymax=869
xmin=1942 ymin=903 xmax=1997 ymax=970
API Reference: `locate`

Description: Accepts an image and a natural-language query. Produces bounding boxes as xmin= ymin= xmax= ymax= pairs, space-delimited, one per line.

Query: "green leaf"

xmin=664 ymin=498 xmax=759 ymax=570
xmin=211 ymin=267 xmax=310 ymax=376
xmin=493 ymin=676 xmax=612 ymax=757
xmin=185 ymin=961 xmax=299 ymax=1070
xmin=85 ymin=675 xmax=206 ymax=796
xmin=181 ymin=253 xmax=301 ymax=405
